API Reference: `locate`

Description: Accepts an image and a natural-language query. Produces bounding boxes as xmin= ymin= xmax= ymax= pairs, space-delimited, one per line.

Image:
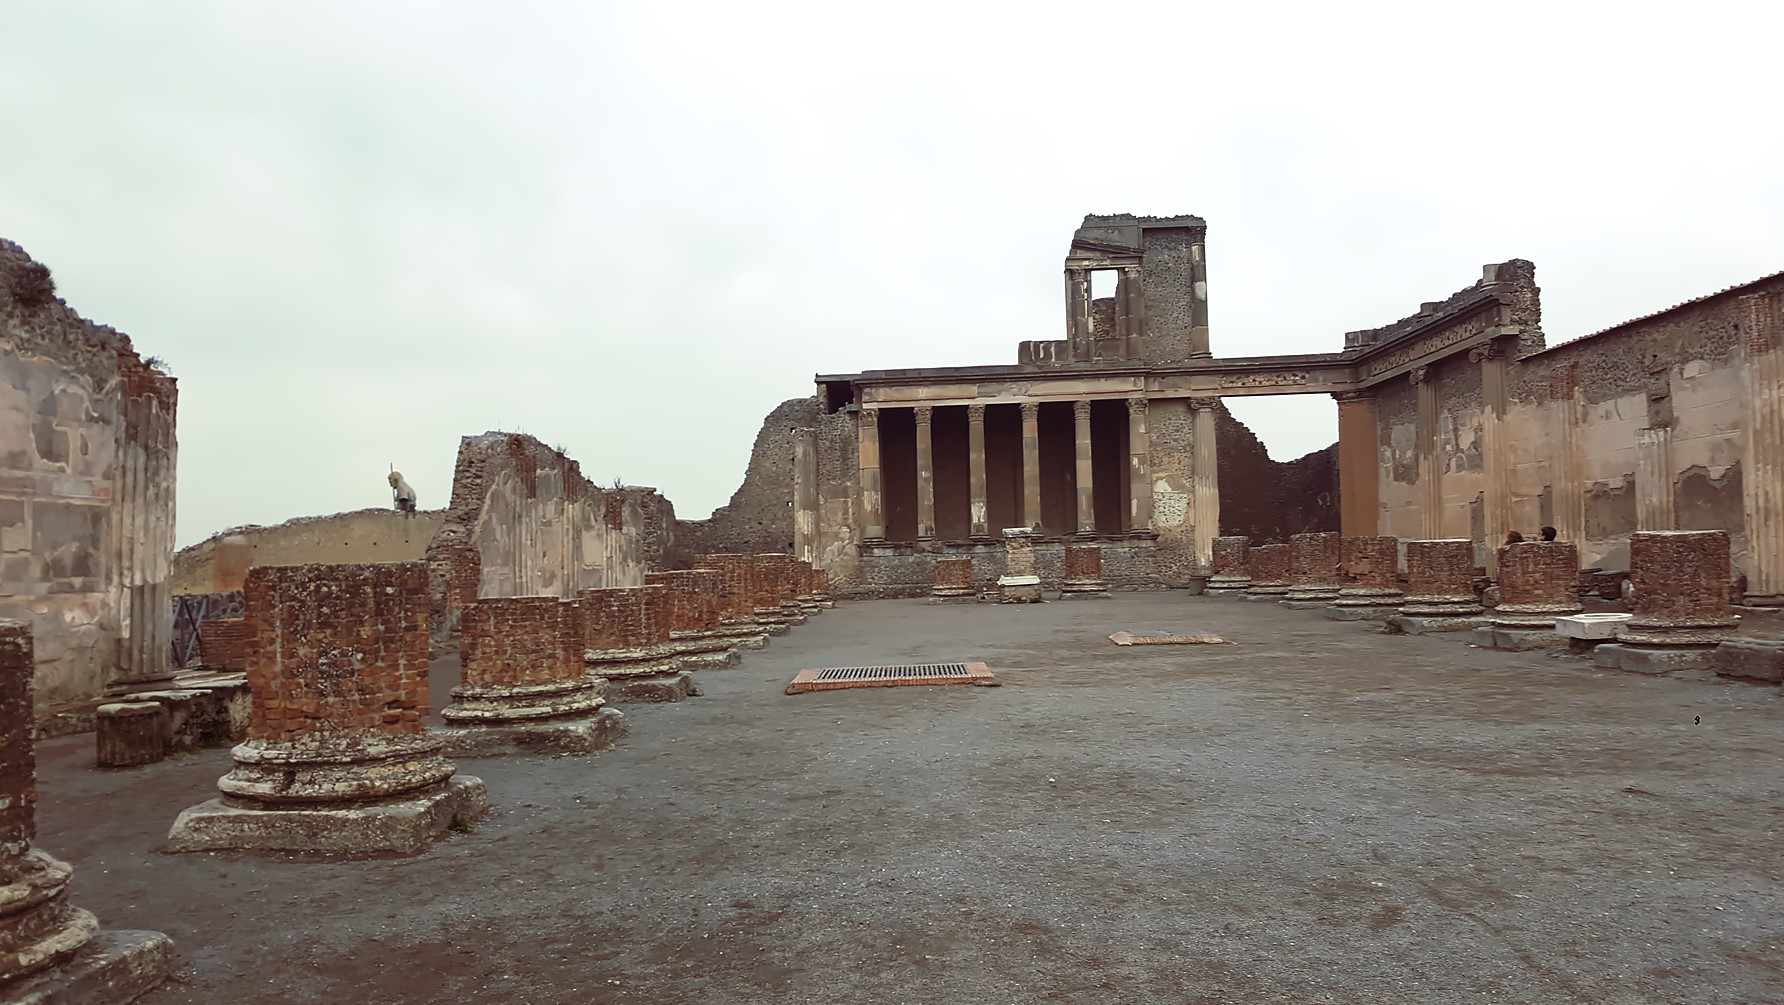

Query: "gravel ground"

xmin=33 ymin=594 xmax=1784 ymax=1004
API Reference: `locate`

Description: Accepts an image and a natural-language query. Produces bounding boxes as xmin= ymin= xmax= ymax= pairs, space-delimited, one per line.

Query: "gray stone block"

xmin=3 ymin=929 xmax=174 ymax=1005
xmin=435 ymin=707 xmax=627 ymax=757
xmin=1710 ymin=639 xmax=1784 ymax=682
xmin=604 ymin=672 xmax=700 ymax=704
xmin=1323 ymin=606 xmax=1396 ymax=621
xmin=1386 ymin=614 xmax=1490 ymax=635
xmin=1277 ymin=600 xmax=1333 ymax=610
xmin=1469 ymin=627 xmax=1565 ymax=651
xmin=1593 ymin=644 xmax=1716 ymax=675
xmin=165 ymin=775 xmax=490 ymax=857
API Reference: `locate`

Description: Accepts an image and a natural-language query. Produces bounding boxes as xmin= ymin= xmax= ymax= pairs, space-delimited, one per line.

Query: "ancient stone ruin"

xmin=1391 ymin=539 xmax=1486 ymax=633
xmin=1473 ymin=542 xmax=1585 ymax=650
xmin=1327 ymin=536 xmax=1403 ymax=620
xmin=438 ymin=596 xmax=622 ymax=755
xmin=1594 ymin=531 xmax=1738 ymax=673
xmin=998 ymin=529 xmax=1042 ymax=603
xmin=1283 ymin=532 xmax=1342 ymax=607
xmin=1242 ymin=544 xmax=1293 ymax=600
xmin=165 ymin=564 xmax=488 ymax=856
xmin=1206 ymin=536 xmax=1252 ymax=594
xmin=929 ymin=558 xmax=975 ymax=602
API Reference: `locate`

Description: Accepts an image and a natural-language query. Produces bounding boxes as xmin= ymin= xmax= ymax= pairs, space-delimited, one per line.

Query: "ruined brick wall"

xmin=0 ymin=238 xmax=177 ymax=707
xmin=458 ymin=596 xmax=579 ymax=688
xmin=173 ymin=509 xmax=445 ymax=596
xmin=423 ymin=433 xmax=673 ymax=636
xmin=645 ymin=570 xmax=723 ymax=634
xmin=577 ymin=586 xmax=668 ymax=651
xmin=676 ymin=397 xmax=821 ymax=558
xmin=198 ymin=617 xmax=248 ymax=672
xmin=1214 ymin=404 xmax=1339 ymax=544
xmin=242 ymin=563 xmax=429 ymax=742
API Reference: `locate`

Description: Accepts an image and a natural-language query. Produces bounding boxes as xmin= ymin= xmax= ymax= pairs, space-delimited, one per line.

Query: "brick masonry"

xmin=932 ymin=558 xmax=974 ymax=597
xmin=1493 ymin=542 xmax=1584 ymax=622
xmin=1339 ymin=537 xmax=1401 ymax=594
xmin=1245 ymin=544 xmax=1293 ymax=594
xmin=577 ymin=586 xmax=670 ymax=652
xmin=1400 ymin=539 xmax=1483 ymax=615
xmin=197 ymin=617 xmax=248 ymax=673
xmin=1209 ymin=536 xmax=1251 ymax=590
xmin=457 ymin=597 xmax=581 ymax=689
xmin=1621 ymin=531 xmax=1737 ymax=646
xmin=242 ymin=563 xmax=431 ymax=742
xmin=646 ymin=570 xmax=724 ymax=634
xmin=1287 ymin=532 xmax=1341 ymax=600
xmin=1063 ymin=545 xmax=1105 ymax=587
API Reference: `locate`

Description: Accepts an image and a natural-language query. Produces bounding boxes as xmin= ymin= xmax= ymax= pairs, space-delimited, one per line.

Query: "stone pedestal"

xmin=94 ymin=702 xmax=167 ymax=768
xmin=998 ymin=529 xmax=1043 ymax=604
xmin=1282 ymin=532 xmax=1341 ymax=606
xmin=165 ymin=564 xmax=488 ymax=856
xmin=1472 ymin=542 xmax=1581 ymax=650
xmin=1388 ymin=539 xmax=1486 ymax=633
xmin=1595 ymin=531 xmax=1737 ymax=673
xmin=437 ymin=597 xmax=614 ymax=756
xmin=1242 ymin=544 xmax=1292 ymax=600
xmin=930 ymin=558 xmax=976 ymax=602
xmin=1059 ymin=545 xmax=1109 ymax=598
xmin=648 ymin=570 xmax=751 ymax=667
xmin=0 ymin=621 xmax=173 ymax=1003
xmin=1328 ymin=536 xmax=1402 ymax=620
xmin=1206 ymin=536 xmax=1252 ymax=594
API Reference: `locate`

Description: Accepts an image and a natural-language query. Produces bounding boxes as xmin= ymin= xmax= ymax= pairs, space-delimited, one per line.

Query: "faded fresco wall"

xmin=0 ymin=238 xmax=177 ymax=707
xmin=172 ymin=508 xmax=446 ymax=595
xmin=424 ymin=433 xmax=674 ymax=634
xmin=1374 ymin=268 xmax=1780 ymax=586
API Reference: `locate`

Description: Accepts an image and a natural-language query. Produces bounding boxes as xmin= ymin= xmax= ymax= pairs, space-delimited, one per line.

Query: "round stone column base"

xmin=218 ymin=733 xmax=455 ymax=808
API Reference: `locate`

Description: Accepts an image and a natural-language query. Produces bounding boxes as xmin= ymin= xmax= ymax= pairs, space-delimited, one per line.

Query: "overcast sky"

xmin=5 ymin=1 xmax=1780 ymax=547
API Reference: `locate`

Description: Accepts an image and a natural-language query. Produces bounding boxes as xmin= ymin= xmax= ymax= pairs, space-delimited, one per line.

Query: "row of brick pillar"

xmin=154 ymin=553 xmax=830 ymax=859
xmin=1209 ymin=530 xmax=1743 ymax=657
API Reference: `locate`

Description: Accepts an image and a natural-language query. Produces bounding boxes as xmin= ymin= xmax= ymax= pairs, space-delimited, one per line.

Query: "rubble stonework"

xmin=439 ymin=597 xmax=621 ymax=754
xmin=999 ymin=529 xmax=1042 ymax=603
xmin=1059 ymin=546 xmax=1109 ymax=597
xmin=165 ymin=564 xmax=488 ymax=855
xmin=930 ymin=558 xmax=975 ymax=600
xmin=1243 ymin=545 xmax=1293 ymax=598
xmin=1284 ymin=533 xmax=1342 ymax=604
xmin=1595 ymin=531 xmax=1738 ymax=673
xmin=1207 ymin=536 xmax=1252 ymax=594
xmin=1329 ymin=536 xmax=1403 ymax=619
xmin=0 ymin=621 xmax=174 ymax=1002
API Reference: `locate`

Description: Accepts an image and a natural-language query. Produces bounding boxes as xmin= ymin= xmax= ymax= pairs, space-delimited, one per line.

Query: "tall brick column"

xmin=0 ymin=622 xmax=173 ymax=1000
xmin=439 ymin=597 xmax=620 ymax=754
xmin=1471 ymin=541 xmax=1583 ymax=650
xmin=1207 ymin=536 xmax=1252 ymax=594
xmin=1595 ymin=531 xmax=1738 ymax=673
xmin=696 ymin=554 xmax=783 ymax=641
xmin=1060 ymin=545 xmax=1109 ymax=597
xmin=1243 ymin=544 xmax=1292 ymax=598
xmin=1334 ymin=392 xmax=1380 ymax=538
xmin=1330 ymin=536 xmax=1402 ymax=619
xmin=1284 ymin=532 xmax=1341 ymax=604
xmin=914 ymin=406 xmax=937 ymax=542
xmin=167 ymin=564 xmax=488 ymax=856
xmin=1020 ymin=402 xmax=1042 ymax=530
xmin=1395 ymin=539 xmax=1484 ymax=625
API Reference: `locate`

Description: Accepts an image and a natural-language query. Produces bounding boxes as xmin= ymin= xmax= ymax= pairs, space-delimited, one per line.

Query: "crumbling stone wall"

xmin=172 ymin=509 xmax=445 ymax=596
xmin=423 ymin=433 xmax=674 ymax=636
xmin=0 ymin=238 xmax=177 ymax=707
xmin=676 ymin=397 xmax=820 ymax=558
xmin=1215 ymin=404 xmax=1339 ymax=544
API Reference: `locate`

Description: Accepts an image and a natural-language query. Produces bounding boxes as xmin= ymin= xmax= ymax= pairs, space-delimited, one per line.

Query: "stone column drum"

xmin=1472 ymin=542 xmax=1582 ymax=650
xmin=1243 ymin=545 xmax=1292 ymax=599
xmin=166 ymin=563 xmax=489 ymax=856
xmin=1059 ymin=545 xmax=1109 ymax=598
xmin=1390 ymin=539 xmax=1486 ymax=633
xmin=930 ymin=558 xmax=975 ymax=602
xmin=1595 ymin=531 xmax=1738 ymax=673
xmin=437 ymin=597 xmax=623 ymax=754
xmin=1283 ymin=532 xmax=1341 ymax=605
xmin=1329 ymin=536 xmax=1403 ymax=620
xmin=0 ymin=622 xmax=173 ymax=1003
xmin=999 ymin=528 xmax=1043 ymax=603
xmin=1206 ymin=536 xmax=1252 ymax=594
xmin=580 ymin=586 xmax=694 ymax=702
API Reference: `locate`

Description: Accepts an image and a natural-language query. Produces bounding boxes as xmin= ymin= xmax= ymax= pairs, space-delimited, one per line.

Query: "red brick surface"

xmin=198 ymin=617 xmax=249 ymax=672
xmin=1212 ymin=537 xmax=1250 ymax=577
xmin=696 ymin=555 xmax=755 ymax=621
xmin=1064 ymin=546 xmax=1104 ymax=581
xmin=1497 ymin=542 xmax=1580 ymax=609
xmin=577 ymin=586 xmax=669 ymax=651
xmin=243 ymin=563 xmax=430 ymax=742
xmin=1629 ymin=531 xmax=1733 ymax=626
xmin=1290 ymin=533 xmax=1341 ymax=587
xmin=1404 ymin=540 xmax=1475 ymax=597
xmin=646 ymin=570 xmax=724 ymax=634
xmin=1247 ymin=544 xmax=1292 ymax=586
xmin=1340 ymin=537 xmax=1399 ymax=589
xmin=458 ymin=596 xmax=582 ymax=688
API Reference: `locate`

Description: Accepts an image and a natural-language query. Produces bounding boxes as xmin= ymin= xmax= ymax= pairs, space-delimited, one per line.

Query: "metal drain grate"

xmin=786 ymin=661 xmax=997 ymax=694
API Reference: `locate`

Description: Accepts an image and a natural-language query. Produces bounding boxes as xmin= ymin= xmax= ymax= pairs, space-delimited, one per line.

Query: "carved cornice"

xmin=1126 ymin=396 xmax=1148 ymax=417
xmin=1188 ymin=396 xmax=1220 ymax=412
xmin=1409 ymin=366 xmax=1430 ymax=386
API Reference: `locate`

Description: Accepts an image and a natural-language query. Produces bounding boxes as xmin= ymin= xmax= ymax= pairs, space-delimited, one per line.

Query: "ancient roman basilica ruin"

xmin=1 ymin=216 xmax=1781 ymax=1001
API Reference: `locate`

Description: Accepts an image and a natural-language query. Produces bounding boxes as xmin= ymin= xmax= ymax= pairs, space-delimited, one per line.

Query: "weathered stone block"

xmin=1555 ymin=613 xmax=1633 ymax=640
xmin=1592 ymin=644 xmax=1715 ymax=675
xmin=94 ymin=702 xmax=166 ymax=768
xmin=435 ymin=706 xmax=627 ymax=757
xmin=166 ymin=775 xmax=490 ymax=856
xmin=602 ymin=671 xmax=701 ymax=703
xmin=1709 ymin=639 xmax=1784 ymax=683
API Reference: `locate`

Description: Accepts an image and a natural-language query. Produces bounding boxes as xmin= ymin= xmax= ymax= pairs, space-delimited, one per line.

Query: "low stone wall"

xmin=841 ymin=539 xmax=1162 ymax=599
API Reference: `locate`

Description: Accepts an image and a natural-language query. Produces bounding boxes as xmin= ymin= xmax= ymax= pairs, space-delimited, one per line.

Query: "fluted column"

xmin=1188 ymin=235 xmax=1211 ymax=358
xmin=857 ymin=407 xmax=884 ymax=542
xmin=1066 ymin=268 xmax=1093 ymax=360
xmin=1635 ymin=426 xmax=1676 ymax=531
xmin=1548 ymin=365 xmax=1586 ymax=547
xmin=1073 ymin=400 xmax=1096 ymax=536
xmin=1020 ymin=401 xmax=1042 ymax=531
xmin=1191 ymin=396 xmax=1221 ymax=571
xmin=1412 ymin=367 xmax=1443 ymax=539
xmin=1127 ymin=396 xmax=1152 ymax=532
xmin=968 ymin=404 xmax=989 ymax=539
xmin=1123 ymin=266 xmax=1146 ymax=358
xmin=1473 ymin=340 xmax=1512 ymax=574
xmin=1741 ymin=291 xmax=1784 ymax=604
xmin=914 ymin=405 xmax=936 ymax=542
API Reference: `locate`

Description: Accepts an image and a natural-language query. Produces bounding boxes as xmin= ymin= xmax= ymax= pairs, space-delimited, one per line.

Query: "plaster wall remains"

xmin=424 ymin=433 xmax=674 ymax=635
xmin=0 ymin=239 xmax=177 ymax=707
xmin=171 ymin=509 xmax=444 ymax=595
